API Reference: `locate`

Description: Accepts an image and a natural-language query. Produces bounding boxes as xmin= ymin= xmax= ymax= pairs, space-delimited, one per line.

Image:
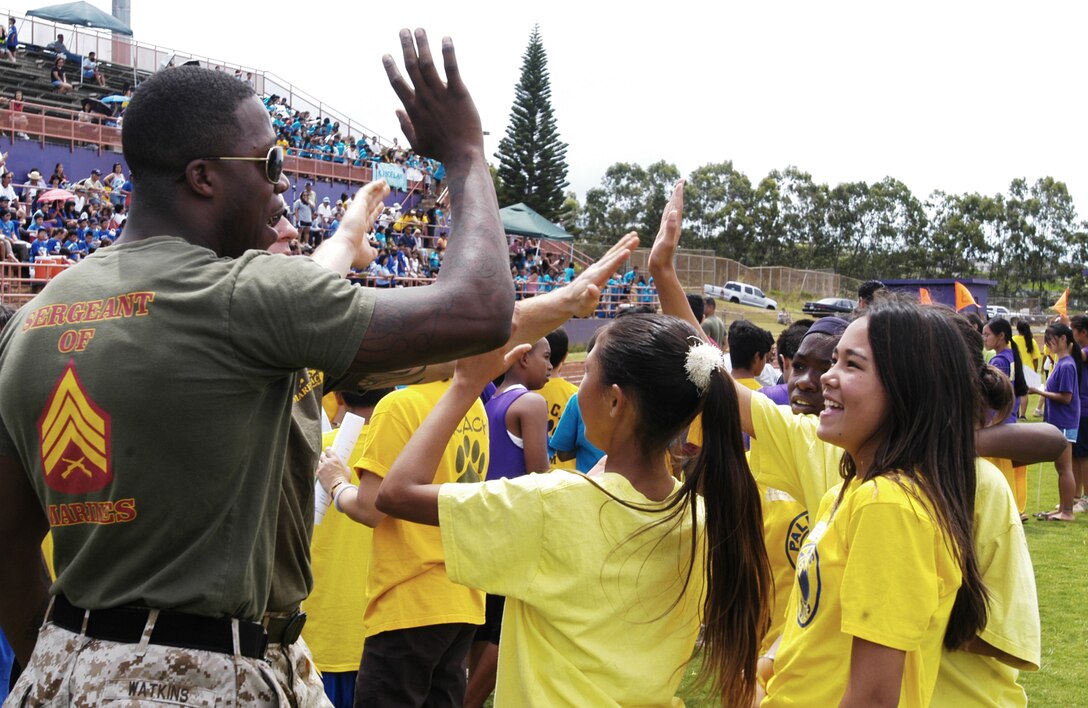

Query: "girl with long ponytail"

xmin=1013 ymin=321 xmax=1040 ymax=419
xmin=983 ymin=318 xmax=1027 ymax=423
xmin=370 ymin=313 xmax=771 ymax=707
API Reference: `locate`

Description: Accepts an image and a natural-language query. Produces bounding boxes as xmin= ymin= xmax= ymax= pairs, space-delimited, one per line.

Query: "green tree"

xmin=584 ymin=162 xmax=650 ymax=241
xmin=582 ymin=161 xmax=680 ymax=243
xmin=775 ymin=167 xmax=831 ymax=269
xmin=557 ymin=190 xmax=582 ymax=236
xmin=684 ymin=161 xmax=754 ymax=260
xmin=921 ymin=191 xmax=989 ymax=280
xmin=494 ymin=26 xmax=569 ymax=221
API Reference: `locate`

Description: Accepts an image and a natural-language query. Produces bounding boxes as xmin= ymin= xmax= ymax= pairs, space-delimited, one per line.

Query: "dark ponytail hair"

xmin=594 ymin=314 xmax=770 ymax=707
xmin=1016 ymin=321 xmax=1036 ymax=355
xmin=1070 ymin=316 xmax=1088 ymax=368
xmin=987 ymin=318 xmax=1027 ymax=397
xmin=1045 ymin=323 xmax=1084 ymax=381
xmin=942 ymin=309 xmax=1013 ymax=425
xmin=846 ymin=302 xmax=988 ymax=650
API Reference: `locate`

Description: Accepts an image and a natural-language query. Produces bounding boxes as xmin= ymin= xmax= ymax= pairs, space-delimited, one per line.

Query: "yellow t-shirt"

xmin=1011 ymin=335 xmax=1041 ymax=372
xmin=542 ymin=376 xmax=579 ymax=470
xmin=320 ymin=391 xmax=338 ymax=426
xmin=356 ymin=380 xmax=487 ymax=636
xmin=439 ymin=471 xmax=702 ymax=707
xmin=931 ymin=461 xmax=1040 ymax=707
xmin=758 ymin=484 xmax=809 ymax=656
xmin=748 ymin=394 xmax=843 ymax=513
xmin=540 ymin=376 xmax=578 ymax=437
xmin=42 ymin=533 xmax=56 ymax=580
xmin=300 ymin=429 xmax=373 ymax=673
xmin=750 ymin=394 xmax=1039 ymax=704
xmin=765 ymin=476 xmax=962 ymax=707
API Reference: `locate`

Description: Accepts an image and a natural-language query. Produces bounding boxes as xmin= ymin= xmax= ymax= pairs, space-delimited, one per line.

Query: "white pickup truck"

xmin=703 ymin=281 xmax=777 ymax=310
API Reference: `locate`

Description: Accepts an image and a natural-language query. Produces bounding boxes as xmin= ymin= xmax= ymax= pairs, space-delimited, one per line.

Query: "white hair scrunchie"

xmin=685 ymin=340 xmax=726 ymax=394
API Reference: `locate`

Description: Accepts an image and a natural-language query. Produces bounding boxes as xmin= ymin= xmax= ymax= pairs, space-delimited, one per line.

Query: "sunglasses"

xmin=202 ymin=145 xmax=284 ymax=184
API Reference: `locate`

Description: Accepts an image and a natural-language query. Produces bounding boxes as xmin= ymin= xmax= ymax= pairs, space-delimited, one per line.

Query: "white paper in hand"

xmin=1023 ymin=367 xmax=1042 ymax=391
xmin=314 ymin=412 xmax=367 ymax=525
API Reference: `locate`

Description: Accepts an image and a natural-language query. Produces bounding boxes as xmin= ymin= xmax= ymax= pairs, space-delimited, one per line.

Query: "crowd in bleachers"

xmin=0 ymin=155 xmax=129 ymax=264
xmin=263 ymin=93 xmax=445 ymax=189
xmin=507 ymin=235 xmax=657 ymax=315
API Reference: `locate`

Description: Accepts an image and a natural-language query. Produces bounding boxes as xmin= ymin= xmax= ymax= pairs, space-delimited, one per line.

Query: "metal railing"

xmin=0 ymin=258 xmax=71 ymax=307
xmin=0 ymin=104 xmax=121 ymax=150
xmin=0 ymin=101 xmax=430 ymax=191
xmin=4 ymin=10 xmax=396 ymax=151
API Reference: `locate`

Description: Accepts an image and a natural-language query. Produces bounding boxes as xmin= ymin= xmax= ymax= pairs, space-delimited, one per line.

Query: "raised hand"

xmin=339 ymin=179 xmax=391 ymax=269
xmin=454 ymin=343 xmax=532 ymax=390
xmin=383 ymin=29 xmax=483 ymax=166
xmin=564 ymin=233 xmax=639 ymax=318
xmin=648 ymin=180 xmax=684 ymax=277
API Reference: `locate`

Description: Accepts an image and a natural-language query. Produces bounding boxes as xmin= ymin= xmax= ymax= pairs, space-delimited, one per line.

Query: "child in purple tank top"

xmin=469 ymin=336 xmax=553 ymax=704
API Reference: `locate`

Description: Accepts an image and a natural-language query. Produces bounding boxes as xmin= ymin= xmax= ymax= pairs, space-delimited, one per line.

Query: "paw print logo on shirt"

xmin=795 ymin=519 xmax=826 ymax=628
xmin=454 ymin=435 xmax=485 ymax=483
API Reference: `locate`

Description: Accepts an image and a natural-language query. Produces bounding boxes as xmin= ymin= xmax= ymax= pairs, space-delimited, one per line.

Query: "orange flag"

xmin=919 ymin=288 xmax=932 ymax=305
xmin=954 ymin=282 xmax=977 ymax=312
xmin=1052 ymin=288 xmax=1069 ymax=318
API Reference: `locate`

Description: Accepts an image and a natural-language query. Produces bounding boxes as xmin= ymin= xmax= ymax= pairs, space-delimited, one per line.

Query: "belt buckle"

xmin=281 ymin=611 xmax=306 ymax=646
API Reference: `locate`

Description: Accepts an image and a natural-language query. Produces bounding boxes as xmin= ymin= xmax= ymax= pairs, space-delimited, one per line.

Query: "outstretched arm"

xmin=510 ymin=233 xmax=639 ymax=345
xmin=356 ymin=30 xmax=513 ymax=372
xmin=647 ymin=181 xmax=703 ymax=336
xmin=976 ymin=421 xmax=1066 ymax=464
xmin=647 ymin=181 xmax=755 ymax=435
xmin=376 ymin=344 xmax=530 ymax=525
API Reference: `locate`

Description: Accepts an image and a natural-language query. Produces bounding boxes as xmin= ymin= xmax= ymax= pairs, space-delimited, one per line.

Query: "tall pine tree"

xmin=495 ymin=26 xmax=569 ymax=221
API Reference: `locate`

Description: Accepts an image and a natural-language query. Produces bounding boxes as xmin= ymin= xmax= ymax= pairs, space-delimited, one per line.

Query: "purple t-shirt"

xmin=1045 ymin=355 xmax=1081 ymax=429
xmin=990 ymin=348 xmax=1018 ymax=425
xmin=760 ymin=383 xmax=790 ymax=406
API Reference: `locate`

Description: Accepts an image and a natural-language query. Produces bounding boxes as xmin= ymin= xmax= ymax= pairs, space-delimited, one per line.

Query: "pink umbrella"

xmin=37 ymin=189 xmax=75 ymax=203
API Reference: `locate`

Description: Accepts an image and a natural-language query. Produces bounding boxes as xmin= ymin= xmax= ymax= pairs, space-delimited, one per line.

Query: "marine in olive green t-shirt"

xmin=0 ymin=236 xmax=374 ymax=621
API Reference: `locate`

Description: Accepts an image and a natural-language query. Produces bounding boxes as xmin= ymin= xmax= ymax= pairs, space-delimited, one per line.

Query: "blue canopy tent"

xmin=27 ymin=1 xmax=133 ymax=36
xmin=499 ymin=202 xmax=572 ymax=241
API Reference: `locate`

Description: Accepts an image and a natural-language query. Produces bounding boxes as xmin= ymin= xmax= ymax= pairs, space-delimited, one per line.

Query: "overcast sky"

xmin=10 ymin=0 xmax=1086 ymax=215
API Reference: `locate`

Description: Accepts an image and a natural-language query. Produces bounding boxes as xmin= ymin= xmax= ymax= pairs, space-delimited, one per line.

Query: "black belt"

xmin=49 ymin=594 xmax=268 ymax=660
xmin=264 ymin=610 xmax=307 ymax=646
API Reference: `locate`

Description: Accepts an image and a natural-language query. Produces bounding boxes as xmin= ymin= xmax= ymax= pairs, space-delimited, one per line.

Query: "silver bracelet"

xmin=333 ymin=483 xmax=357 ymax=513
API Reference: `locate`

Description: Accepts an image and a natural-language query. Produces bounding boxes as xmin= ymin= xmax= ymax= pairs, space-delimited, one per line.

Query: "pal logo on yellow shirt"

xmin=795 ymin=519 xmax=827 ymax=627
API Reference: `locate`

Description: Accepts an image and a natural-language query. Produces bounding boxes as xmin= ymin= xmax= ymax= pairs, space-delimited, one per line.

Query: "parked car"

xmin=703 ymin=281 xmax=777 ymax=310
xmin=802 ymin=297 xmax=857 ymax=318
xmin=986 ymin=305 xmax=1011 ymax=319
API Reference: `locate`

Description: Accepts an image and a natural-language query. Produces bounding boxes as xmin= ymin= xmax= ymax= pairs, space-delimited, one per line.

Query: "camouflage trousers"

xmin=4 ymin=622 xmax=287 ymax=707
xmin=266 ymin=637 xmax=332 ymax=708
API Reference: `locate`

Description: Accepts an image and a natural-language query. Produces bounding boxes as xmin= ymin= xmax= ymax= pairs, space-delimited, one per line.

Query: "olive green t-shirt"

xmin=266 ymin=370 xmax=325 ymax=613
xmin=0 ymin=236 xmax=374 ymax=620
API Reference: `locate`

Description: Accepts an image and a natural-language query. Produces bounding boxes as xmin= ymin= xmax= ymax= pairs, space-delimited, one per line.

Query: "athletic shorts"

xmin=1073 ymin=418 xmax=1088 ymax=456
xmin=356 ymin=623 xmax=475 ymax=706
xmin=1061 ymin=426 xmax=1079 ymax=443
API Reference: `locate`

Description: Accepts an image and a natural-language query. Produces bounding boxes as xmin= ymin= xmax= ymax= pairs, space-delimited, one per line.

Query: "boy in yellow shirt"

xmin=304 ymin=388 xmax=391 ymax=708
xmin=320 ymin=380 xmax=489 ymax=705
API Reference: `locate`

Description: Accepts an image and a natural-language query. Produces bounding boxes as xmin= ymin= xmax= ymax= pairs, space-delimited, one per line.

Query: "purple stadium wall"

xmin=0 ymin=136 xmax=419 ymax=211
